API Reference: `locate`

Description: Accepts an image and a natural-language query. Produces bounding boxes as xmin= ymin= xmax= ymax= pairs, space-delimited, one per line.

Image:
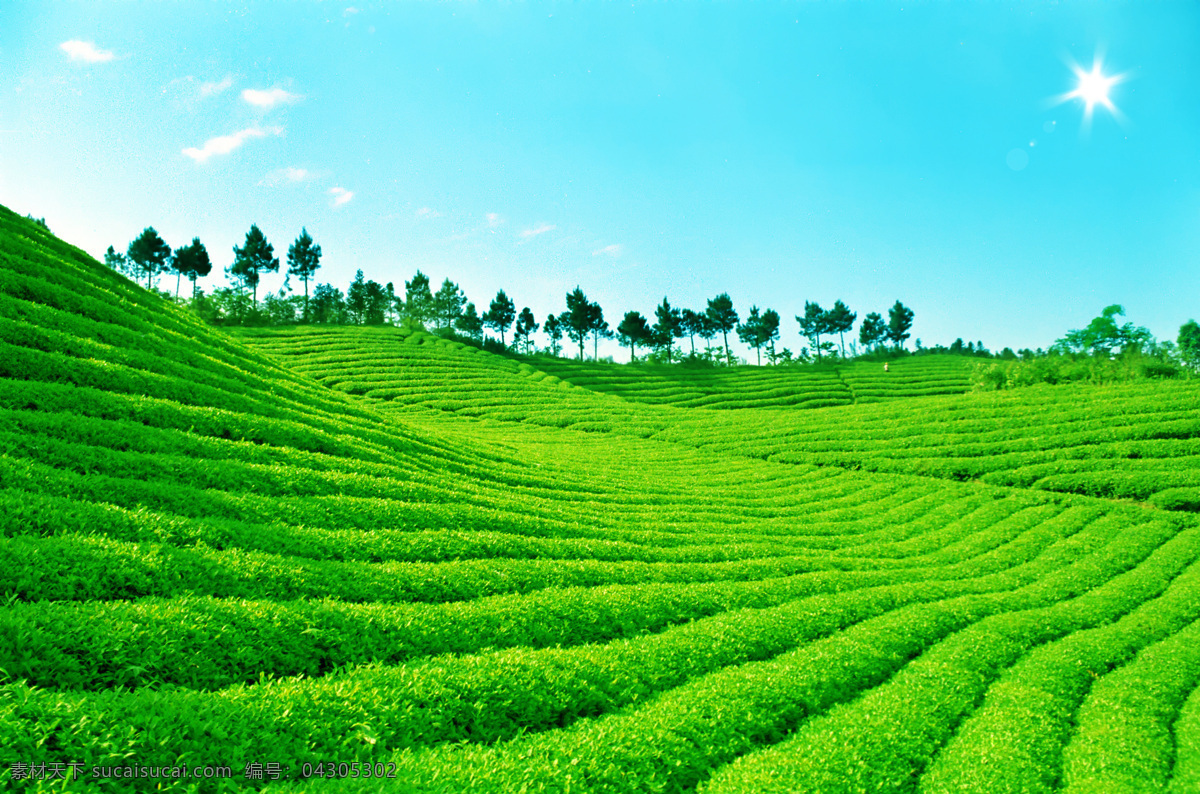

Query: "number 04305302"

xmin=300 ymin=762 xmax=398 ymax=779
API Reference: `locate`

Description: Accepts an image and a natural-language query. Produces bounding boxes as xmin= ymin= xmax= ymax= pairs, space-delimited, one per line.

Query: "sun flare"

xmin=1053 ymin=55 xmax=1127 ymax=129
xmin=1070 ymin=63 xmax=1118 ymax=111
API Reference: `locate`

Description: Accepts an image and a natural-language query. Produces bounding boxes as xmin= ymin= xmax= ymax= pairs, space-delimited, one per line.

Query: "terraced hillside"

xmin=529 ymin=353 xmax=972 ymax=408
xmin=246 ymin=326 xmax=1200 ymax=511
xmin=4 ymin=205 xmax=1200 ymax=793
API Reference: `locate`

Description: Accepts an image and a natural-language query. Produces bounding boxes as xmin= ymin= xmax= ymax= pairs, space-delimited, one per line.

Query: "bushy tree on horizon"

xmin=385 ymin=283 xmax=398 ymax=324
xmin=404 ymin=271 xmax=435 ymax=327
xmin=826 ymin=299 xmax=856 ymax=358
xmin=171 ymin=237 xmax=212 ymax=299
xmin=679 ymin=308 xmax=707 ymax=356
xmin=1054 ymin=305 xmax=1151 ymax=357
xmin=543 ymin=313 xmax=564 ymax=357
xmin=287 ymin=229 xmax=322 ymax=322
xmin=887 ymin=300 xmax=915 ymax=351
xmin=484 ymin=289 xmax=517 ymax=346
xmin=706 ymin=293 xmax=738 ymax=364
xmin=345 ymin=270 xmax=388 ymax=325
xmin=859 ymin=312 xmax=887 ymax=352
xmin=761 ymin=308 xmax=781 ymax=362
xmin=617 ymin=311 xmax=653 ymax=362
xmin=433 ymin=278 xmax=466 ymax=330
xmin=457 ymin=302 xmax=484 ymax=340
xmin=738 ymin=305 xmax=777 ymax=365
xmin=1178 ymin=320 xmax=1200 ymax=370
xmin=310 ymin=283 xmax=346 ymax=324
xmin=797 ymin=301 xmax=827 ymax=360
xmin=562 ymin=287 xmax=592 ymax=360
xmin=515 ymin=307 xmax=539 ymax=353
xmin=230 ymin=224 xmax=278 ymax=307
xmin=127 ymin=227 xmax=172 ymax=290
xmin=104 ymin=245 xmax=134 ymax=279
xmin=347 ymin=270 xmax=368 ymax=324
xmin=653 ymin=297 xmax=683 ymax=363
xmin=587 ymin=300 xmax=611 ymax=360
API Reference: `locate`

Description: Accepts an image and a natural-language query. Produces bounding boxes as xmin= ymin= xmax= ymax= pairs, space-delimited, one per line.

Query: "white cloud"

xmin=416 ymin=207 xmax=441 ymax=219
xmin=242 ymin=87 xmax=302 ymax=108
xmin=344 ymin=6 xmax=360 ymax=16
xmin=520 ymin=223 xmax=556 ymax=239
xmin=60 ymin=40 xmax=115 ymax=63
xmin=182 ymin=126 xmax=277 ymax=163
xmin=486 ymin=212 xmax=505 ymax=228
xmin=329 ymin=187 xmax=354 ymax=207
xmin=592 ymin=244 xmax=623 ymax=257
xmin=200 ymin=76 xmax=234 ymax=97
xmin=260 ymin=166 xmax=310 ymax=185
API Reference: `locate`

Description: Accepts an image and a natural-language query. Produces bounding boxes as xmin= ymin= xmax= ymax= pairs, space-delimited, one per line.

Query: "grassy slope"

xmin=528 ymin=352 xmax=972 ymax=407
xmin=2 ymin=205 xmax=1199 ymax=793
xmin=243 ymin=325 xmax=1200 ymax=509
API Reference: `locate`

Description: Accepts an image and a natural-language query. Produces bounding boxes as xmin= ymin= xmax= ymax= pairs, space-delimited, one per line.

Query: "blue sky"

xmin=2 ymin=1 xmax=1198 ymax=358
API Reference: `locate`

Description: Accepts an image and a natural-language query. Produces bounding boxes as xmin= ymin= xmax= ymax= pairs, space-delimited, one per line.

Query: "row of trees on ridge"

xmin=105 ymin=224 xmax=926 ymax=364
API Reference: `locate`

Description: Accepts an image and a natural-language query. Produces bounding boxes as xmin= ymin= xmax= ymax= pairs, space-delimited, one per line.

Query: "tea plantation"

xmin=3 ymin=204 xmax=1200 ymax=792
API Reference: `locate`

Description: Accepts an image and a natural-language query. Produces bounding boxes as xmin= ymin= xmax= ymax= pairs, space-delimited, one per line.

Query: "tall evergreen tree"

xmin=587 ymin=300 xmax=611 ymax=360
xmin=825 ymin=299 xmax=857 ymax=358
xmin=859 ymin=312 xmax=887 ymax=351
xmin=363 ymin=279 xmax=388 ymax=325
xmin=706 ymin=293 xmax=739 ymax=363
xmin=761 ymin=308 xmax=781 ymax=362
xmin=1179 ymin=320 xmax=1200 ymax=370
xmin=483 ymin=289 xmax=517 ymax=346
xmin=311 ymin=284 xmax=346 ymax=324
xmin=515 ymin=307 xmax=539 ymax=353
xmin=433 ymin=279 xmax=466 ymax=330
xmin=738 ymin=306 xmax=768 ymax=365
xmin=230 ymin=224 xmax=278 ymax=307
xmin=562 ymin=287 xmax=592 ymax=360
xmin=171 ymin=238 xmax=212 ymax=299
xmin=679 ymin=308 xmax=706 ymax=356
xmin=652 ymin=297 xmax=683 ymax=362
xmin=127 ymin=227 xmax=172 ymax=290
xmin=887 ymin=300 xmax=915 ymax=351
xmin=404 ymin=271 xmax=435 ymax=327
xmin=456 ymin=302 xmax=484 ymax=341
xmin=385 ymin=282 xmax=398 ymax=324
xmin=696 ymin=312 xmax=717 ymax=354
xmin=617 ymin=311 xmax=653 ymax=362
xmin=797 ymin=301 xmax=828 ymax=360
xmin=286 ymin=228 xmax=322 ymax=322
xmin=543 ymin=313 xmax=564 ymax=357
xmin=346 ymin=270 xmax=368 ymax=324
xmin=104 ymin=245 xmax=134 ymax=278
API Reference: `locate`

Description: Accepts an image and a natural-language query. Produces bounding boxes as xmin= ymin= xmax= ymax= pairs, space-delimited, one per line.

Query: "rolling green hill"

xmin=4 ymin=204 xmax=1200 ymax=793
xmin=528 ymin=352 xmax=972 ymax=407
xmin=241 ymin=325 xmax=1200 ymax=511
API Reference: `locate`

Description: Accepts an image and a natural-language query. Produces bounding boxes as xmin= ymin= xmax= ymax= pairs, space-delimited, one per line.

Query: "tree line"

xmin=103 ymin=224 xmax=927 ymax=365
xmin=104 ymin=223 xmax=1198 ymax=373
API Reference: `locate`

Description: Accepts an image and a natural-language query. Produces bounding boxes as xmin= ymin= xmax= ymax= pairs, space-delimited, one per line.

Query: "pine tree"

xmin=617 ymin=311 xmax=652 ymax=362
xmin=287 ymin=229 xmax=322 ymax=322
xmin=171 ymin=238 xmax=212 ymax=298
xmin=705 ymin=293 xmax=739 ymax=364
xmin=404 ymin=271 xmax=435 ymax=327
xmin=230 ymin=224 xmax=278 ymax=306
xmin=127 ymin=227 xmax=172 ymax=290
xmin=887 ymin=300 xmax=915 ymax=351
xmin=514 ymin=307 xmax=539 ymax=353
xmin=483 ymin=289 xmax=517 ymax=346
xmin=433 ymin=279 xmax=466 ymax=330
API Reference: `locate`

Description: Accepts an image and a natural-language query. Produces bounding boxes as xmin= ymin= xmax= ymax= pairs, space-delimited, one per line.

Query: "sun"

xmin=1052 ymin=55 xmax=1127 ymax=129
xmin=1069 ymin=63 xmax=1118 ymax=112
